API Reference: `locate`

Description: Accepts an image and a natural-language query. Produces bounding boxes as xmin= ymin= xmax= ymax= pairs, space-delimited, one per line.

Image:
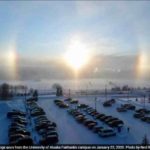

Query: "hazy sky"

xmin=0 ymin=1 xmax=150 ymax=57
xmin=0 ymin=1 xmax=149 ymax=82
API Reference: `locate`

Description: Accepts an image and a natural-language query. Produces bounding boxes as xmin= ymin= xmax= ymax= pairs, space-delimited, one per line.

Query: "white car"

xmin=98 ymin=128 xmax=116 ymax=137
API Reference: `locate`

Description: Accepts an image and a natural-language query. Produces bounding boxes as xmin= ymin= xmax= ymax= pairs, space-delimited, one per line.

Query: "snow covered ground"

xmin=0 ymin=94 xmax=150 ymax=145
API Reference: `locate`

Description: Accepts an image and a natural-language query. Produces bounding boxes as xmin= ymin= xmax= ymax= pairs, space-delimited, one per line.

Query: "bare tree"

xmin=52 ymin=83 xmax=63 ymax=96
xmin=0 ymin=83 xmax=12 ymax=100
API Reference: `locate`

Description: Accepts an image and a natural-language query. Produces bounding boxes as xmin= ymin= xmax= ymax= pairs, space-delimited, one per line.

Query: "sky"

xmin=0 ymin=1 xmax=150 ymax=83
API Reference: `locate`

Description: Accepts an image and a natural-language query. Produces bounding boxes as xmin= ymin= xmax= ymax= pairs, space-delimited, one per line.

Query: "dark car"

xmin=104 ymin=118 xmax=119 ymax=124
xmin=12 ymin=119 xmax=27 ymax=126
xmin=90 ymin=111 xmax=99 ymax=117
xmin=34 ymin=115 xmax=47 ymax=121
xmin=133 ymin=113 xmax=145 ymax=119
xmin=9 ymin=126 xmax=26 ymax=133
xmin=103 ymin=102 xmax=112 ymax=107
xmin=9 ymin=129 xmax=30 ymax=136
xmin=124 ymin=104 xmax=136 ymax=110
xmin=39 ymin=135 xmax=58 ymax=145
xmin=38 ymin=127 xmax=56 ymax=135
xmin=117 ymin=107 xmax=127 ymax=112
xmin=100 ymin=116 xmax=113 ymax=122
xmin=58 ymin=103 xmax=69 ymax=108
xmin=35 ymin=122 xmax=56 ymax=131
xmin=135 ymin=109 xmax=150 ymax=114
xmin=84 ymin=120 xmax=97 ymax=126
xmin=10 ymin=137 xmax=33 ymax=145
xmin=87 ymin=122 xmax=97 ymax=129
xmin=9 ymin=134 xmax=26 ymax=143
xmin=77 ymin=104 xmax=88 ymax=109
xmin=141 ymin=117 xmax=150 ymax=123
xmin=7 ymin=111 xmax=26 ymax=118
xmin=54 ymin=100 xmax=62 ymax=103
xmin=72 ymin=111 xmax=82 ymax=117
xmin=76 ymin=116 xmax=88 ymax=123
xmin=31 ymin=111 xmax=45 ymax=117
xmin=10 ymin=122 xmax=26 ymax=128
xmin=43 ymin=131 xmax=58 ymax=137
xmin=108 ymin=120 xmax=124 ymax=127
xmin=95 ymin=114 xmax=106 ymax=119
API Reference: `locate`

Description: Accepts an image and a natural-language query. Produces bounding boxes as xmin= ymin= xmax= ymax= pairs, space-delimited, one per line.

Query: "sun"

xmin=64 ymin=38 xmax=90 ymax=71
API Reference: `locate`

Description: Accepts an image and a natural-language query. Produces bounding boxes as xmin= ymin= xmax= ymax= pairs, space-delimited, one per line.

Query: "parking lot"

xmin=0 ymin=95 xmax=150 ymax=145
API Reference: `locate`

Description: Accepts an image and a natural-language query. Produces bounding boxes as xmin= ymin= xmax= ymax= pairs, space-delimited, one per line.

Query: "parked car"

xmin=87 ymin=122 xmax=97 ymax=129
xmin=141 ymin=116 xmax=150 ymax=123
xmin=7 ymin=111 xmax=26 ymax=118
xmin=104 ymin=118 xmax=119 ymax=124
xmin=9 ymin=127 xmax=26 ymax=133
xmin=123 ymin=104 xmax=136 ymax=110
xmin=9 ymin=129 xmax=30 ymax=136
xmin=10 ymin=122 xmax=26 ymax=128
xmin=133 ymin=113 xmax=145 ymax=119
xmin=31 ymin=111 xmax=45 ymax=117
xmin=98 ymin=128 xmax=116 ymax=137
xmin=117 ymin=107 xmax=127 ymax=112
xmin=100 ymin=116 xmax=113 ymax=122
xmin=12 ymin=119 xmax=27 ymax=126
xmin=84 ymin=120 xmax=98 ymax=126
xmin=39 ymin=135 xmax=58 ymax=145
xmin=10 ymin=137 xmax=33 ymax=145
xmin=103 ymin=102 xmax=112 ymax=107
xmin=95 ymin=114 xmax=106 ymax=119
xmin=38 ymin=127 xmax=56 ymax=135
xmin=9 ymin=134 xmax=26 ymax=143
xmin=70 ymin=100 xmax=78 ymax=104
xmin=108 ymin=120 xmax=124 ymax=127
xmin=58 ymin=103 xmax=69 ymax=108
xmin=77 ymin=104 xmax=88 ymax=109
xmin=43 ymin=131 xmax=58 ymax=138
xmin=135 ymin=108 xmax=150 ymax=114
xmin=90 ymin=111 xmax=99 ymax=117
xmin=35 ymin=122 xmax=56 ymax=131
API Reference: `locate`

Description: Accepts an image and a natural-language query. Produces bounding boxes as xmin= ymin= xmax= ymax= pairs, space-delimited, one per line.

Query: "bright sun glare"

xmin=64 ymin=37 xmax=90 ymax=71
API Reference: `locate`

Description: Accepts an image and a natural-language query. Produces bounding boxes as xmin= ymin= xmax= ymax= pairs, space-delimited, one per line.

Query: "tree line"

xmin=0 ymin=83 xmax=28 ymax=100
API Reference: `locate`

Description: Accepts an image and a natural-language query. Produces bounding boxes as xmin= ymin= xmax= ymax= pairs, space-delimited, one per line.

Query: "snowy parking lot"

xmin=0 ymin=95 xmax=150 ymax=145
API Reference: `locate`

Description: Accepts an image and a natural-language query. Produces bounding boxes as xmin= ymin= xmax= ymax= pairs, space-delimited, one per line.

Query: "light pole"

xmin=68 ymin=89 xmax=71 ymax=98
xmin=144 ymin=95 xmax=146 ymax=109
xmin=95 ymin=97 xmax=97 ymax=111
xmin=105 ymin=84 xmax=107 ymax=101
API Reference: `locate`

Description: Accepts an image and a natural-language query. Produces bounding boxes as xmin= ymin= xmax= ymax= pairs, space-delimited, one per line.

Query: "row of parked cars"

xmin=133 ymin=108 xmax=150 ymax=123
xmin=103 ymin=99 xmax=116 ymax=107
xmin=117 ymin=103 xmax=136 ymax=112
xmin=27 ymin=98 xmax=59 ymax=145
xmin=83 ymin=106 xmax=124 ymax=128
xmin=67 ymin=108 xmax=116 ymax=137
xmin=7 ymin=109 xmax=33 ymax=145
